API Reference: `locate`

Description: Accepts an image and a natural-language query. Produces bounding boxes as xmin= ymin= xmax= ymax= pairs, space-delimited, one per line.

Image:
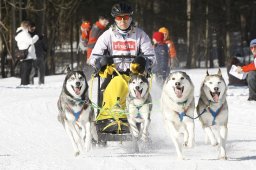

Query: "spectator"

xmin=226 ymin=53 xmax=247 ymax=86
xmin=152 ymin=31 xmax=169 ymax=86
xmin=79 ymin=19 xmax=91 ymax=53
xmin=159 ymin=27 xmax=178 ymax=69
xmin=15 ymin=20 xmax=39 ymax=85
xmin=86 ymin=16 xmax=109 ymax=60
xmin=29 ymin=22 xmax=47 ymax=85
xmin=236 ymin=39 xmax=256 ymax=101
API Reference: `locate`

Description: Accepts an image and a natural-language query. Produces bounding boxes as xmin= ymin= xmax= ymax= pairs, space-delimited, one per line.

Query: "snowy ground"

xmin=0 ymin=68 xmax=256 ymax=170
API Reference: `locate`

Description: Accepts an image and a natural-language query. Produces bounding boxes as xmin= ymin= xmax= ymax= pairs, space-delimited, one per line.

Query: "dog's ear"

xmin=206 ymin=70 xmax=209 ymax=76
xmin=66 ymin=65 xmax=71 ymax=73
xmin=217 ymin=68 xmax=222 ymax=76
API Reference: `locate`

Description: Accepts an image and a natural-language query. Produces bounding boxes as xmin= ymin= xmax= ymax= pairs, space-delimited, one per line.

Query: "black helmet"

xmin=111 ymin=2 xmax=133 ymax=17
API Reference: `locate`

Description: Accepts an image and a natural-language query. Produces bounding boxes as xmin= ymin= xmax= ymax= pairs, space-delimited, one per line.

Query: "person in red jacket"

xmin=86 ymin=16 xmax=109 ymax=60
xmin=79 ymin=19 xmax=91 ymax=52
xmin=237 ymin=39 xmax=256 ymax=101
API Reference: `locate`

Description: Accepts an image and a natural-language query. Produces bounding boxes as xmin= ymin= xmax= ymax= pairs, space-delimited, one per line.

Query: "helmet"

xmin=111 ymin=2 xmax=133 ymax=17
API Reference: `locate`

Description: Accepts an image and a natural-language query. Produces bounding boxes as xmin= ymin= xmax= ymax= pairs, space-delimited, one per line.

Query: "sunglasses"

xmin=250 ymin=46 xmax=256 ymax=50
xmin=115 ymin=15 xmax=130 ymax=21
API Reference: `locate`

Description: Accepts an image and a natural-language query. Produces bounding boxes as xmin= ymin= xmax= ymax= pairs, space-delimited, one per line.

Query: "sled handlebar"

xmin=92 ymin=54 xmax=154 ymax=59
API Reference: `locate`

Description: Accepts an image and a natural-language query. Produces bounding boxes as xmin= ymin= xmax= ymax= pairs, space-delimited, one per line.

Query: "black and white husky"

xmin=126 ymin=75 xmax=152 ymax=152
xmin=197 ymin=69 xmax=228 ymax=160
xmin=57 ymin=68 xmax=98 ymax=156
xmin=161 ymin=71 xmax=195 ymax=160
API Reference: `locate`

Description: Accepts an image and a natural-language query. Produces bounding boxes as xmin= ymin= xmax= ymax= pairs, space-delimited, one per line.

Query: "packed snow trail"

xmin=0 ymin=68 xmax=255 ymax=170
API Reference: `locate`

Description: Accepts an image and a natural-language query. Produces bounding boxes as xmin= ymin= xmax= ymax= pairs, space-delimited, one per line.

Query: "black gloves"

xmin=95 ymin=57 xmax=114 ymax=72
xmin=131 ymin=56 xmax=152 ymax=74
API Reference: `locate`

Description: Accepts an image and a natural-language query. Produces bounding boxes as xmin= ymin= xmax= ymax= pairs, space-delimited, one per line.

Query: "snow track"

xmin=0 ymin=69 xmax=255 ymax=170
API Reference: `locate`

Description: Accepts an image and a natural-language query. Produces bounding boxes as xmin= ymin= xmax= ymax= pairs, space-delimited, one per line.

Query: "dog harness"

xmin=127 ymin=93 xmax=152 ymax=119
xmin=169 ymin=97 xmax=190 ymax=122
xmin=197 ymin=99 xmax=224 ymax=126
xmin=175 ymin=107 xmax=189 ymax=122
xmin=66 ymin=97 xmax=90 ymax=123
xmin=208 ymin=104 xmax=223 ymax=125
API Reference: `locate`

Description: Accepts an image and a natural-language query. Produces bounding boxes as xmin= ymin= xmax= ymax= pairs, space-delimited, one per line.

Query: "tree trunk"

xmin=70 ymin=16 xmax=74 ymax=70
xmin=225 ymin=0 xmax=231 ymax=63
xmin=10 ymin=0 xmax=16 ymax=76
xmin=186 ymin=0 xmax=192 ymax=68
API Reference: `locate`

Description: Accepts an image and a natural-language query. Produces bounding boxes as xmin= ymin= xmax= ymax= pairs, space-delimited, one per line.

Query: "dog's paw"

xmin=97 ymin=140 xmax=107 ymax=147
xmin=186 ymin=140 xmax=195 ymax=148
xmin=211 ymin=141 xmax=218 ymax=146
xmin=131 ymin=139 xmax=139 ymax=153
xmin=74 ymin=151 xmax=80 ymax=157
xmin=177 ymin=155 xmax=184 ymax=160
xmin=84 ymin=143 xmax=92 ymax=152
xmin=183 ymin=142 xmax=188 ymax=147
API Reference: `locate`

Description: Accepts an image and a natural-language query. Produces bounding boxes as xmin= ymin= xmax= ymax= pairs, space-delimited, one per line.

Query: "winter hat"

xmin=159 ymin=27 xmax=169 ymax=39
xmin=153 ymin=32 xmax=164 ymax=43
xmin=81 ymin=21 xmax=91 ymax=30
xmin=250 ymin=39 xmax=256 ymax=47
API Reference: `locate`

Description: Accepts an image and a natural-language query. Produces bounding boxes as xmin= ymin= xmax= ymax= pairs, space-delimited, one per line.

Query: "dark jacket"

xmin=152 ymin=43 xmax=169 ymax=78
xmin=34 ymin=35 xmax=47 ymax=59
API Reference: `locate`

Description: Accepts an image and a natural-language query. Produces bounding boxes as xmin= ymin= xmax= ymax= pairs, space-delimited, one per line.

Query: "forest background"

xmin=0 ymin=0 xmax=256 ymax=77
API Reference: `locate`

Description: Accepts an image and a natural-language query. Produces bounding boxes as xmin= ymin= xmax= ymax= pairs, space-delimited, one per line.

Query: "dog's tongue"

xmin=213 ymin=93 xmax=219 ymax=102
xmin=175 ymin=88 xmax=182 ymax=98
xmin=74 ymin=87 xmax=80 ymax=95
xmin=136 ymin=90 xmax=142 ymax=99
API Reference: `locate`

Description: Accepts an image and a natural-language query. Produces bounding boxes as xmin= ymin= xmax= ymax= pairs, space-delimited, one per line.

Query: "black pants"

xmin=247 ymin=71 xmax=256 ymax=99
xmin=20 ymin=59 xmax=33 ymax=85
xmin=30 ymin=59 xmax=45 ymax=85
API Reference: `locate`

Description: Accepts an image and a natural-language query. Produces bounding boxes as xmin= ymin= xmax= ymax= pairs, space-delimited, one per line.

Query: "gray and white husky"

xmin=161 ymin=71 xmax=195 ymax=160
xmin=197 ymin=69 xmax=228 ymax=160
xmin=57 ymin=68 xmax=98 ymax=156
xmin=126 ymin=74 xmax=152 ymax=152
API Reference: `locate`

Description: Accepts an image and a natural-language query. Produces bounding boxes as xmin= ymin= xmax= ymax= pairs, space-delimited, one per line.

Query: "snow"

xmin=0 ymin=68 xmax=256 ymax=170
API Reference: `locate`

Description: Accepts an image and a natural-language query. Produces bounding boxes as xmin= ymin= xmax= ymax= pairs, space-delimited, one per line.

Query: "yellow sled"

xmin=95 ymin=65 xmax=132 ymax=141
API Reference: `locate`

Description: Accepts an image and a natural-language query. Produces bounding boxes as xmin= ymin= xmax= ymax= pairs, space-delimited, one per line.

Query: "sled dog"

xmin=197 ymin=69 xmax=228 ymax=160
xmin=126 ymin=74 xmax=152 ymax=152
xmin=161 ymin=71 xmax=195 ymax=159
xmin=57 ymin=68 xmax=98 ymax=156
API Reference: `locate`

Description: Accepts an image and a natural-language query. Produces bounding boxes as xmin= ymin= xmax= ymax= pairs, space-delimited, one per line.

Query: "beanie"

xmin=153 ymin=32 xmax=164 ymax=43
xmin=250 ymin=39 xmax=256 ymax=47
xmin=81 ymin=21 xmax=91 ymax=29
xmin=159 ymin=27 xmax=169 ymax=39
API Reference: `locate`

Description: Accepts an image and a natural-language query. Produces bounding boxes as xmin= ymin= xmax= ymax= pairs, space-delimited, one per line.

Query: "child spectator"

xmin=152 ymin=31 xmax=170 ymax=86
xmin=159 ymin=27 xmax=177 ymax=69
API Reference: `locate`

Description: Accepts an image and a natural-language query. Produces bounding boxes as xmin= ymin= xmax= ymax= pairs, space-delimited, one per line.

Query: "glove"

xmin=130 ymin=56 xmax=146 ymax=74
xmin=94 ymin=57 xmax=114 ymax=73
xmin=236 ymin=66 xmax=243 ymax=73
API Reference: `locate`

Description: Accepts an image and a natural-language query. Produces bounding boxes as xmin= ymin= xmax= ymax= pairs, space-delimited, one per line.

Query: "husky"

xmin=126 ymin=74 xmax=152 ymax=152
xmin=197 ymin=69 xmax=228 ymax=160
xmin=57 ymin=68 xmax=98 ymax=156
xmin=161 ymin=71 xmax=195 ymax=160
